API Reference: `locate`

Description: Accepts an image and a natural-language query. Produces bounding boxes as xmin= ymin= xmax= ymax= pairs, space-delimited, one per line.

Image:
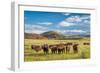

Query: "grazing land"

xmin=24 ymin=38 xmax=90 ymax=62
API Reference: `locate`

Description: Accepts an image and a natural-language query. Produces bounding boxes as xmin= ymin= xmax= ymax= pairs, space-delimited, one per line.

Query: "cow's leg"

xmin=63 ymin=48 xmax=65 ymax=54
xmin=58 ymin=49 xmax=61 ymax=54
xmin=68 ymin=47 xmax=70 ymax=53
xmin=47 ymin=50 xmax=49 ymax=54
xmin=44 ymin=51 xmax=46 ymax=54
xmin=52 ymin=50 xmax=54 ymax=54
xmin=58 ymin=49 xmax=60 ymax=54
xmin=66 ymin=48 xmax=68 ymax=54
xmin=62 ymin=49 xmax=64 ymax=54
xmin=74 ymin=48 xmax=78 ymax=53
xmin=55 ymin=49 xmax=57 ymax=54
xmin=66 ymin=47 xmax=68 ymax=54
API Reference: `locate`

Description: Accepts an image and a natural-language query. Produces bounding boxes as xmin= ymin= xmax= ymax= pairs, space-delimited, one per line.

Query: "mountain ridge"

xmin=25 ymin=31 xmax=90 ymax=39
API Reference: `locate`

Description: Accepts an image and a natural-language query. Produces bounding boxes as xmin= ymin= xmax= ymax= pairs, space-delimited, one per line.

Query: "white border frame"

xmin=11 ymin=2 xmax=97 ymax=71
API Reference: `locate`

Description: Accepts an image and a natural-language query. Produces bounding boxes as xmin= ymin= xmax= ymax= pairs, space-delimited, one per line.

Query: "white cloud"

xmin=80 ymin=15 xmax=90 ymax=20
xmin=83 ymin=20 xmax=90 ymax=24
xmin=55 ymin=29 xmax=86 ymax=34
xmin=65 ymin=15 xmax=90 ymax=23
xmin=38 ymin=22 xmax=53 ymax=26
xmin=25 ymin=24 xmax=47 ymax=34
xmin=69 ymin=30 xmax=86 ymax=33
xmin=63 ymin=13 xmax=71 ymax=16
xmin=59 ymin=21 xmax=76 ymax=27
xmin=65 ymin=16 xmax=82 ymax=23
xmin=59 ymin=14 xmax=90 ymax=27
xmin=25 ymin=30 xmax=46 ymax=34
xmin=55 ymin=30 xmax=66 ymax=34
xmin=25 ymin=24 xmax=47 ymax=30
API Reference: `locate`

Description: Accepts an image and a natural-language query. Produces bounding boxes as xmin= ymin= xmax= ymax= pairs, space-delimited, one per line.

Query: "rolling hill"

xmin=25 ymin=31 xmax=90 ymax=40
xmin=41 ymin=31 xmax=66 ymax=40
xmin=24 ymin=33 xmax=48 ymax=39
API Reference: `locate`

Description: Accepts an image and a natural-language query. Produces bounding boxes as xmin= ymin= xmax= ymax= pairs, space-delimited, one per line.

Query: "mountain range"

xmin=25 ymin=31 xmax=90 ymax=40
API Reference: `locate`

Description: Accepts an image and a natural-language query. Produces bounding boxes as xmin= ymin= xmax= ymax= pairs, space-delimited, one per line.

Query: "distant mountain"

xmin=64 ymin=34 xmax=90 ymax=40
xmin=41 ymin=31 xmax=66 ymax=40
xmin=69 ymin=34 xmax=90 ymax=38
xmin=25 ymin=31 xmax=90 ymax=40
xmin=64 ymin=31 xmax=90 ymax=37
xmin=80 ymin=34 xmax=90 ymax=37
xmin=24 ymin=33 xmax=48 ymax=39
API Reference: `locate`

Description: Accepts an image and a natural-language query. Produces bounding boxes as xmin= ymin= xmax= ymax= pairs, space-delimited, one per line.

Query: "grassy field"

xmin=24 ymin=38 xmax=90 ymax=62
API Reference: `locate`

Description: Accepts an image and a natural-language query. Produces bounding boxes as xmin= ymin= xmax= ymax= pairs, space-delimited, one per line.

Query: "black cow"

xmin=42 ymin=44 xmax=49 ymax=54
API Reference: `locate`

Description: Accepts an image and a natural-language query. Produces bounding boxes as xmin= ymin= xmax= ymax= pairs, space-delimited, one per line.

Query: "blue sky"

xmin=24 ymin=11 xmax=90 ymax=35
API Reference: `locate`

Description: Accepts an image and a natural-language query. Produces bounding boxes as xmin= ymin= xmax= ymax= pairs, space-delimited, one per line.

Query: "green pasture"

xmin=24 ymin=38 xmax=90 ymax=62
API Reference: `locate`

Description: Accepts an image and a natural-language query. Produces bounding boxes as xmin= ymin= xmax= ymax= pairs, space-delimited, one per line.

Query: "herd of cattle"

xmin=31 ymin=42 xmax=90 ymax=54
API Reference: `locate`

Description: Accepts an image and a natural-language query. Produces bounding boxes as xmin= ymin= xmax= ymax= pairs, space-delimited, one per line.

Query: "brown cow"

xmin=83 ymin=42 xmax=90 ymax=45
xmin=57 ymin=44 xmax=65 ymax=54
xmin=31 ymin=45 xmax=42 ymax=52
xmin=49 ymin=45 xmax=58 ymax=54
xmin=64 ymin=42 xmax=73 ymax=53
xmin=73 ymin=44 xmax=79 ymax=53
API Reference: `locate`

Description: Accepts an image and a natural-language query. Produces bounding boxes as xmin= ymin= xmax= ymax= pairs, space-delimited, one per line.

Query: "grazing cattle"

xmin=31 ymin=42 xmax=79 ymax=54
xmin=49 ymin=45 xmax=58 ymax=54
xmin=67 ymin=42 xmax=73 ymax=45
xmin=31 ymin=45 xmax=42 ymax=52
xmin=57 ymin=44 xmax=65 ymax=54
xmin=64 ymin=43 xmax=73 ymax=53
xmin=65 ymin=45 xmax=70 ymax=53
xmin=42 ymin=44 xmax=49 ymax=54
xmin=73 ymin=44 xmax=79 ymax=53
xmin=83 ymin=42 xmax=90 ymax=45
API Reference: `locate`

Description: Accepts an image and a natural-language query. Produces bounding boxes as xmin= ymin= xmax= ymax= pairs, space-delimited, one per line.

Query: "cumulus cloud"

xmin=59 ymin=15 xmax=82 ymax=27
xmin=65 ymin=16 xmax=82 ymax=23
xmin=55 ymin=29 xmax=86 ymax=35
xmin=83 ymin=20 xmax=90 ymax=24
xmin=25 ymin=24 xmax=47 ymax=34
xmin=63 ymin=13 xmax=71 ymax=16
xmin=25 ymin=24 xmax=47 ymax=30
xmin=38 ymin=22 xmax=53 ymax=26
xmin=80 ymin=15 xmax=90 ymax=20
xmin=59 ymin=21 xmax=76 ymax=27
xmin=25 ymin=30 xmax=46 ymax=34
xmin=69 ymin=30 xmax=86 ymax=33
xmin=66 ymin=15 xmax=90 ymax=23
xmin=59 ymin=14 xmax=90 ymax=27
